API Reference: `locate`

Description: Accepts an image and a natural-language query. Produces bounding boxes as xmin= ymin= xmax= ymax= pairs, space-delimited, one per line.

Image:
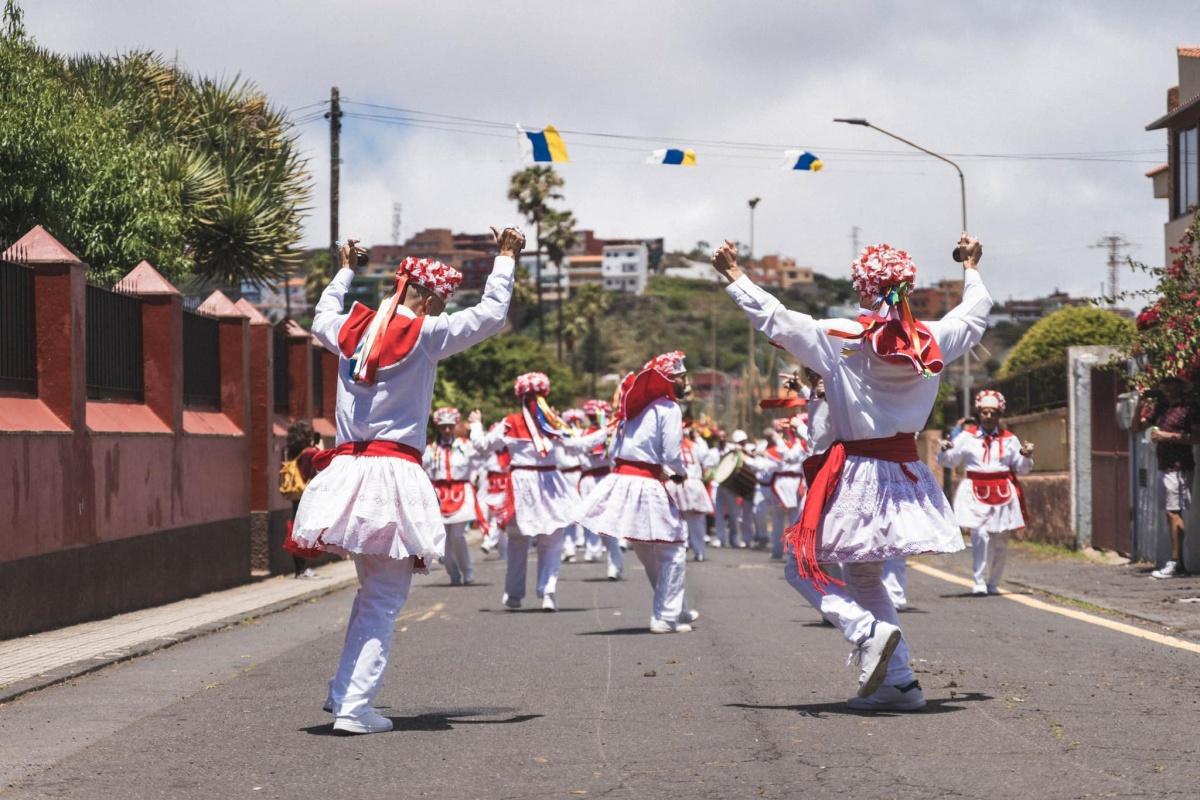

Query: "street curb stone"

xmin=0 ymin=575 xmax=357 ymax=706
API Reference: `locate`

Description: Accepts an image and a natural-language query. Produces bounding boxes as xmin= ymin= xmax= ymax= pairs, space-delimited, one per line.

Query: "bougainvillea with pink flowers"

xmin=1127 ymin=212 xmax=1200 ymax=387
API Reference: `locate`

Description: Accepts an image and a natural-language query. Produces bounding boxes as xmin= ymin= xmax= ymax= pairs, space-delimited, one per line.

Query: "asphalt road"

xmin=2 ymin=543 xmax=1197 ymax=800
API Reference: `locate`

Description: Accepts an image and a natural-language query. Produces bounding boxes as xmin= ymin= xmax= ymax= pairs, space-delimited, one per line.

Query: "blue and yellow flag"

xmin=648 ymin=147 xmax=697 ymax=166
xmin=519 ymin=124 xmax=569 ymax=163
xmin=783 ymin=150 xmax=824 ymax=171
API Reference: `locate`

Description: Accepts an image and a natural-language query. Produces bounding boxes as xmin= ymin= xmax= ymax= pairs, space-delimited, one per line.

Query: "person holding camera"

xmin=713 ymin=233 xmax=990 ymax=711
xmin=1135 ymin=377 xmax=1198 ymax=579
xmin=292 ymin=227 xmax=524 ymax=734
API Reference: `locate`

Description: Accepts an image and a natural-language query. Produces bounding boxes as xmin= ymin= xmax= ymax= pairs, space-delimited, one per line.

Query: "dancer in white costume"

xmin=470 ymin=373 xmax=604 ymax=611
xmin=423 ymin=406 xmax=483 ymax=586
xmin=577 ymin=399 xmax=625 ymax=579
xmin=576 ymin=351 xmax=697 ymax=633
xmin=938 ymin=389 xmax=1035 ymax=595
xmin=753 ymin=417 xmax=807 ymax=561
xmin=294 ymin=228 xmax=523 ymax=734
xmin=669 ymin=420 xmax=714 ymax=561
xmin=715 ymin=234 xmax=990 ymax=711
xmin=476 ymin=422 xmax=511 ymax=560
xmin=555 ymin=415 xmax=585 ymax=564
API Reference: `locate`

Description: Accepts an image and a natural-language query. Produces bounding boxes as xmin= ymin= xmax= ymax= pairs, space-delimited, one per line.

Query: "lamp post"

xmin=834 ymin=117 xmax=973 ymax=417
xmin=746 ymin=197 xmax=761 ymax=429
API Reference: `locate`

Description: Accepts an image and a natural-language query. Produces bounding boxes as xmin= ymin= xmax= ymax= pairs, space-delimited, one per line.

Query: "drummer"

xmin=712 ymin=430 xmax=750 ymax=548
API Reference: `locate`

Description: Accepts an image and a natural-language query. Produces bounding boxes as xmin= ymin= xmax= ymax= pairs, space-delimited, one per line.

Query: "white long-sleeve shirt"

xmin=609 ymin=397 xmax=687 ymax=476
xmin=726 ymin=269 xmax=992 ymax=442
xmin=423 ymin=437 xmax=480 ymax=482
xmin=682 ymin=433 xmax=709 ymax=481
xmin=311 ymin=257 xmax=515 ymax=449
xmin=937 ymin=427 xmax=1033 ymax=476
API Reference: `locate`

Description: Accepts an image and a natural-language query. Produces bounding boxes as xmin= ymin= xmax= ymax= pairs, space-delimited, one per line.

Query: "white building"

xmin=663 ymin=257 xmax=723 ymax=284
xmin=602 ymin=243 xmax=649 ymax=294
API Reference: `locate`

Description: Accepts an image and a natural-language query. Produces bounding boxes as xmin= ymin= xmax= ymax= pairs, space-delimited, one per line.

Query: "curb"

xmin=996 ymin=577 xmax=1196 ymax=637
xmin=0 ymin=575 xmax=358 ymax=706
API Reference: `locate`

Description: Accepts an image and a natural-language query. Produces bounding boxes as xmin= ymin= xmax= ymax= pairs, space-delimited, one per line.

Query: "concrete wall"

xmin=1005 ymin=407 xmax=1069 ymax=473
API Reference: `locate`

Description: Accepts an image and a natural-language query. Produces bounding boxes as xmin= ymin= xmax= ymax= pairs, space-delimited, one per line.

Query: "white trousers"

xmin=562 ymin=523 xmax=578 ymax=558
xmin=756 ymin=503 xmax=792 ymax=559
xmin=631 ymin=540 xmax=689 ymax=623
xmin=713 ymin=488 xmax=740 ymax=546
xmin=685 ymin=512 xmax=707 ymax=560
xmin=505 ymin=528 xmax=565 ymax=601
xmin=330 ymin=554 xmax=414 ymax=719
xmin=784 ymin=557 xmax=914 ymax=686
xmin=740 ymin=499 xmax=758 ymax=547
xmin=482 ymin=507 xmax=509 ymax=560
xmin=970 ymin=528 xmax=1010 ymax=588
xmin=584 ymin=527 xmax=604 ymax=560
xmin=443 ymin=522 xmax=474 ymax=584
xmin=881 ymin=558 xmax=907 ymax=607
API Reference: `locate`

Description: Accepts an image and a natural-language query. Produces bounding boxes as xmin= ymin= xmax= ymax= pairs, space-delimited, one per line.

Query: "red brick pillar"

xmin=281 ymin=320 xmax=313 ymax=422
xmin=197 ymin=291 xmax=251 ymax=431
xmin=115 ymin=261 xmax=182 ymax=431
xmin=4 ymin=226 xmax=87 ymax=428
xmin=235 ymin=299 xmax=274 ymax=513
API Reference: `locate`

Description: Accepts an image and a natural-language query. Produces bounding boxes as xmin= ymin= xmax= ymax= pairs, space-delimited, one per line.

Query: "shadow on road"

xmin=577 ymin=626 xmax=653 ymax=636
xmin=725 ymin=691 xmax=992 ymax=718
xmin=302 ymin=707 xmax=544 ymax=736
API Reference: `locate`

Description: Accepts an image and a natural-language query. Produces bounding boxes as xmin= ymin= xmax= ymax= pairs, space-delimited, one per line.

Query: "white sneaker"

xmin=985 ymin=584 xmax=1000 ymax=595
xmin=541 ymin=593 xmax=557 ymax=612
xmin=332 ymin=708 xmax=393 ymax=734
xmin=972 ymin=583 xmax=988 ymax=596
xmin=502 ymin=592 xmax=521 ymax=610
xmin=848 ymin=620 xmax=902 ymax=698
xmin=679 ymin=609 xmax=700 ymax=624
xmin=1151 ymin=561 xmax=1184 ymax=579
xmin=893 ymin=601 xmax=908 ymax=612
xmin=606 ymin=563 xmax=622 ymax=581
xmin=463 ymin=575 xmax=476 ymax=585
xmin=847 ymin=680 xmax=926 ymax=712
xmin=711 ymin=540 xmax=723 ymax=549
xmin=649 ymin=618 xmax=693 ymax=634
xmin=480 ymin=543 xmax=492 ymax=555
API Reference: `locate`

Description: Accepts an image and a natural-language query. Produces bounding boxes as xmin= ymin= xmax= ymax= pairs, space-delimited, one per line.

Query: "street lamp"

xmin=746 ymin=197 xmax=762 ymax=428
xmin=834 ymin=117 xmax=974 ymax=416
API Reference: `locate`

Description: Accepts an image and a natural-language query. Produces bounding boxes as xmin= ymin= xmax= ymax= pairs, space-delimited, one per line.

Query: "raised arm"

xmin=712 ymin=241 xmax=840 ymax=373
xmin=418 ymin=255 xmax=515 ymax=361
xmin=937 ymin=431 xmax=967 ymax=469
xmin=925 ymin=236 xmax=992 ymax=363
xmin=311 ymin=240 xmax=367 ymax=354
xmin=469 ymin=414 xmax=508 ymax=454
xmin=1004 ymin=436 xmax=1035 ymax=475
xmin=560 ymin=427 xmax=608 ymax=455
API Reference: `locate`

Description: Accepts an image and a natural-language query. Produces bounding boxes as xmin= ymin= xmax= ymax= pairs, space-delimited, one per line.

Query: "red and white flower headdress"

xmin=432 ymin=406 xmax=461 ymax=426
xmin=396 ymin=256 xmax=463 ymax=302
xmin=513 ymin=372 xmax=551 ymax=397
xmin=582 ymin=399 xmax=612 ymax=418
xmin=561 ymin=408 xmax=587 ymax=427
xmin=643 ymin=350 xmax=687 ymax=378
xmin=975 ymin=389 xmax=1006 ymax=413
xmin=850 ymin=244 xmax=917 ymax=297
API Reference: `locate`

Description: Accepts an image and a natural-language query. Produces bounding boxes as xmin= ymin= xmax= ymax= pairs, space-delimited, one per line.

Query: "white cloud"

xmin=25 ymin=0 xmax=1189 ymax=302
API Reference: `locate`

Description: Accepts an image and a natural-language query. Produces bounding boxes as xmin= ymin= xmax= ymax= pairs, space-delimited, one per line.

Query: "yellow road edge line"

xmin=416 ymin=602 xmax=446 ymax=622
xmin=908 ymin=562 xmax=1200 ymax=656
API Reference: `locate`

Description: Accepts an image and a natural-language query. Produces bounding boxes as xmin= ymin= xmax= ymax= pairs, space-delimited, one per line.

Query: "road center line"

xmin=908 ymin=562 xmax=1200 ymax=656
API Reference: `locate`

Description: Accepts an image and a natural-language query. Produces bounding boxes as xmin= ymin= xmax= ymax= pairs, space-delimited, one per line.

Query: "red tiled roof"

xmin=1179 ymin=46 xmax=1200 ymax=58
xmin=1146 ymin=164 xmax=1168 ymax=177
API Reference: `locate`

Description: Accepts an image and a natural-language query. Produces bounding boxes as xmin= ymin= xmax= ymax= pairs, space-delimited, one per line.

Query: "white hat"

xmin=731 ymin=429 xmax=749 ymax=444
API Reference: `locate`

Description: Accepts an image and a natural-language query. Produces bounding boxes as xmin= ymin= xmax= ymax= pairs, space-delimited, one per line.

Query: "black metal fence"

xmin=987 ymin=359 xmax=1068 ymax=416
xmin=0 ymin=259 xmax=36 ymax=394
xmin=273 ymin=329 xmax=290 ymax=413
xmin=311 ymin=345 xmax=324 ymax=417
xmin=183 ymin=311 xmax=221 ymax=408
xmin=86 ymin=284 xmax=144 ymax=401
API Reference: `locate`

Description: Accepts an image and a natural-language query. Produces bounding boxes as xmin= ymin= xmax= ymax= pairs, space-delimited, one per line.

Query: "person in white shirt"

xmin=938 ymin=389 xmax=1035 ymax=595
xmin=469 ymin=373 xmax=604 ymax=612
xmin=557 ymin=408 xmax=588 ymax=563
xmin=423 ymin=406 xmax=483 ymax=586
xmin=577 ymin=399 xmax=625 ymax=579
xmin=668 ymin=419 xmax=714 ymax=561
xmin=294 ymin=227 xmax=524 ymax=734
xmin=711 ymin=430 xmax=748 ymax=547
xmin=576 ymin=351 xmax=698 ymax=633
xmin=475 ymin=422 xmax=512 ymax=560
xmin=714 ymin=233 xmax=990 ymax=711
xmin=756 ymin=417 xmax=808 ymax=560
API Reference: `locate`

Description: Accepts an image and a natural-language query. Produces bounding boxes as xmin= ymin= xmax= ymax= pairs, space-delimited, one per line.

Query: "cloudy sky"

xmin=27 ymin=1 xmax=1194 ymax=302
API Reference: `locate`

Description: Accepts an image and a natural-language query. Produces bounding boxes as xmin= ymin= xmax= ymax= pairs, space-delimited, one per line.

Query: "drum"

xmin=712 ymin=451 xmax=756 ymax=499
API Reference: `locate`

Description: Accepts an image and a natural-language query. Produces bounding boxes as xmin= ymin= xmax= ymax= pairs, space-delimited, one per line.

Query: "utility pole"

xmin=745 ymin=198 xmax=761 ymax=431
xmin=850 ymin=225 xmax=861 ymax=259
xmin=392 ymin=202 xmax=402 ymax=246
xmin=1092 ymin=234 xmax=1132 ymax=301
xmin=325 ymin=87 xmax=343 ymax=277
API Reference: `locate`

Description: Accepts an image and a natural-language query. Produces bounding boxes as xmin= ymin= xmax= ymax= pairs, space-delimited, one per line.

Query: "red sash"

xmin=312 ymin=440 xmax=422 ymax=472
xmin=786 ymin=433 xmax=920 ymax=591
xmin=336 ymin=303 xmax=424 ymax=384
xmin=615 ymin=459 xmax=663 ymax=480
xmin=967 ymin=470 xmax=1028 ymax=523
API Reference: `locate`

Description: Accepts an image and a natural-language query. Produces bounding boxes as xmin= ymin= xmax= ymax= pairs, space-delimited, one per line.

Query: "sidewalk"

xmin=923 ymin=541 xmax=1200 ymax=641
xmin=0 ymin=560 xmax=358 ymax=703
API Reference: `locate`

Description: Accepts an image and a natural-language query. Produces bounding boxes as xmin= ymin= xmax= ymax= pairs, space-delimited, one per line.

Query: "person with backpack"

xmin=281 ymin=421 xmax=322 ymax=578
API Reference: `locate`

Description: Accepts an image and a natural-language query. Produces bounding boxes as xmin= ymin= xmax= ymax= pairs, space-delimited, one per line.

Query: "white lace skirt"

xmin=293 ymin=455 xmax=445 ymax=561
xmin=816 ymin=456 xmax=962 ymax=563
xmin=510 ymin=468 xmax=578 ymax=537
xmin=577 ymin=471 xmax=606 ymax=499
xmin=575 ymin=473 xmax=685 ymax=543
xmin=952 ymin=478 xmax=1026 ymax=533
xmin=773 ymin=475 xmax=804 ymax=510
xmin=666 ymin=478 xmax=714 ymax=514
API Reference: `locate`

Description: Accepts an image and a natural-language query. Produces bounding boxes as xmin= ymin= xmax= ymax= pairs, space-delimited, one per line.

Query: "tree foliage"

xmin=436 ymin=335 xmax=585 ymax=423
xmin=1000 ymin=305 xmax=1134 ymax=377
xmin=0 ymin=5 xmax=308 ymax=286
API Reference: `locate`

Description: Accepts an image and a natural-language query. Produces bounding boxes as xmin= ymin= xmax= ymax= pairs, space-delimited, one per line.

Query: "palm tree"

xmin=563 ymin=284 xmax=611 ymax=394
xmin=507 ymin=166 xmax=564 ymax=344
xmin=541 ymin=207 xmax=579 ymax=360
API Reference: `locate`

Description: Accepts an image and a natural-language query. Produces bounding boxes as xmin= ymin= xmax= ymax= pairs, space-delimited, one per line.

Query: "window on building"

xmin=1177 ymin=125 xmax=1199 ymax=218
xmin=623 ymin=263 xmax=638 ymax=273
